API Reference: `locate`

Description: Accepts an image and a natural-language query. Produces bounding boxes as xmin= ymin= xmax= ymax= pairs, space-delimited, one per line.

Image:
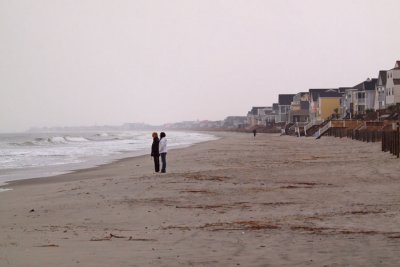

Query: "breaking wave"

xmin=9 ymin=136 xmax=90 ymax=146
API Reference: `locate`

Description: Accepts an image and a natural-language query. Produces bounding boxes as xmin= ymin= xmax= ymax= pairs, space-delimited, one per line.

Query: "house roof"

xmin=377 ymin=70 xmax=387 ymax=86
xmin=353 ymin=78 xmax=378 ymax=91
xmin=390 ymin=61 xmax=400 ymax=70
xmin=320 ymin=91 xmax=342 ymax=98
xmin=309 ymin=89 xmax=338 ymax=101
xmin=278 ymin=94 xmax=295 ymax=105
xmin=366 ymin=78 xmax=377 ymax=90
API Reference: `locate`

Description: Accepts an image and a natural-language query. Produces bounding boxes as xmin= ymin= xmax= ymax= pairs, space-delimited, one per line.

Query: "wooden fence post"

xmin=396 ymin=123 xmax=400 ymax=158
xmin=383 ymin=132 xmax=386 ymax=152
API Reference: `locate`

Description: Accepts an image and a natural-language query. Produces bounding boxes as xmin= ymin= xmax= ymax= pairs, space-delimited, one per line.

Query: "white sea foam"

xmin=0 ymin=131 xmax=218 ymax=185
xmin=0 ymin=188 xmax=12 ymax=192
xmin=64 ymin=136 xmax=89 ymax=142
xmin=48 ymin=136 xmax=67 ymax=144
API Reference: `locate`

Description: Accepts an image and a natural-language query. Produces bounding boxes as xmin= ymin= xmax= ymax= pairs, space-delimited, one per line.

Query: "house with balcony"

xmin=276 ymin=94 xmax=295 ymax=123
xmin=351 ymin=78 xmax=377 ymax=115
xmin=385 ymin=61 xmax=400 ymax=108
xmin=288 ymin=92 xmax=310 ymax=123
xmin=338 ymin=87 xmax=354 ymax=118
xmin=374 ymin=71 xmax=387 ymax=110
xmin=258 ymin=106 xmax=275 ymax=126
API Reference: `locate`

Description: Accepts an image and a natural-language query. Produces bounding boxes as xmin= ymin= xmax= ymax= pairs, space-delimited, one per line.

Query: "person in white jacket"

xmin=159 ymin=132 xmax=167 ymax=173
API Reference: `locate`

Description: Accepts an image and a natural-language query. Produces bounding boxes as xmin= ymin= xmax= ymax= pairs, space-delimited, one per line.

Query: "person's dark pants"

xmin=160 ymin=153 xmax=167 ymax=173
xmin=153 ymin=156 xmax=160 ymax=172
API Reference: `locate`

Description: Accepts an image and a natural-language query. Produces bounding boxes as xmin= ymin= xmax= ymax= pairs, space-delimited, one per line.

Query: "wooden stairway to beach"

xmin=314 ymin=121 xmax=332 ymax=139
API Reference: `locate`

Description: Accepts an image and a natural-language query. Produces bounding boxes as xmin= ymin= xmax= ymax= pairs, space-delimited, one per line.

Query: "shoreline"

xmin=1 ymin=132 xmax=400 ymax=266
xmin=0 ymin=152 xmax=150 ymax=188
xmin=0 ymin=132 xmax=221 ymax=189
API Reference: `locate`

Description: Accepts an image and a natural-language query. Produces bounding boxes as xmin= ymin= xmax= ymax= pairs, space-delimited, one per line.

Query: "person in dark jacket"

xmin=151 ymin=132 xmax=160 ymax=172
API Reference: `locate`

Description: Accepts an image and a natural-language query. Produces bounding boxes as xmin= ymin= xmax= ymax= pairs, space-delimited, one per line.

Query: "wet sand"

xmin=1 ymin=132 xmax=400 ymax=266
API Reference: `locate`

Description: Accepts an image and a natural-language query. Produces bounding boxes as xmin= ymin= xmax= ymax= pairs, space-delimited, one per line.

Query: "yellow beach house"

xmin=317 ymin=90 xmax=342 ymax=121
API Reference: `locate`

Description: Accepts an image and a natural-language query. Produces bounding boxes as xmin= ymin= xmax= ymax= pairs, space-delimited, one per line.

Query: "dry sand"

xmin=1 ymin=132 xmax=400 ymax=267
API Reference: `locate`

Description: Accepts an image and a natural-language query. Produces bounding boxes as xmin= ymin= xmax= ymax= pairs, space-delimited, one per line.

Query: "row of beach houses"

xmin=231 ymin=60 xmax=400 ymax=133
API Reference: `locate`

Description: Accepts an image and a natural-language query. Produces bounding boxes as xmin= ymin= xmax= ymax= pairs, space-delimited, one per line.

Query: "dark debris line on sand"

xmin=90 ymin=233 xmax=157 ymax=242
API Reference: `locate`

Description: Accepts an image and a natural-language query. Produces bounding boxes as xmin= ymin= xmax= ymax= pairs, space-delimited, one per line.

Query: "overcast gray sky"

xmin=1 ymin=0 xmax=399 ymax=132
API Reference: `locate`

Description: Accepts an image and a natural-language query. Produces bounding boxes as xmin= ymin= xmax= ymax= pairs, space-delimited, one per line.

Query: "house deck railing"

xmin=314 ymin=121 xmax=332 ymax=139
xmin=304 ymin=120 xmax=322 ymax=135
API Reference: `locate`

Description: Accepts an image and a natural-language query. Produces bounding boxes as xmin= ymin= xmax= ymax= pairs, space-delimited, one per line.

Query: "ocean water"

xmin=0 ymin=131 xmax=217 ymax=187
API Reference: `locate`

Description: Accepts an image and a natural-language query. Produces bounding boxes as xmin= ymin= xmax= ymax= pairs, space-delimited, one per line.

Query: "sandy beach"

xmin=1 ymin=132 xmax=400 ymax=266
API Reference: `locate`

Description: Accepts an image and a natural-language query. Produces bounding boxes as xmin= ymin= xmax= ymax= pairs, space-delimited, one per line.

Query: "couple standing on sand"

xmin=151 ymin=132 xmax=167 ymax=173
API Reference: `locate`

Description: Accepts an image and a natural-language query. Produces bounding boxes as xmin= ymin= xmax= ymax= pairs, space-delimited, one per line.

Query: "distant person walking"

xmin=159 ymin=132 xmax=167 ymax=173
xmin=253 ymin=129 xmax=257 ymax=138
xmin=151 ymin=132 xmax=160 ymax=172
